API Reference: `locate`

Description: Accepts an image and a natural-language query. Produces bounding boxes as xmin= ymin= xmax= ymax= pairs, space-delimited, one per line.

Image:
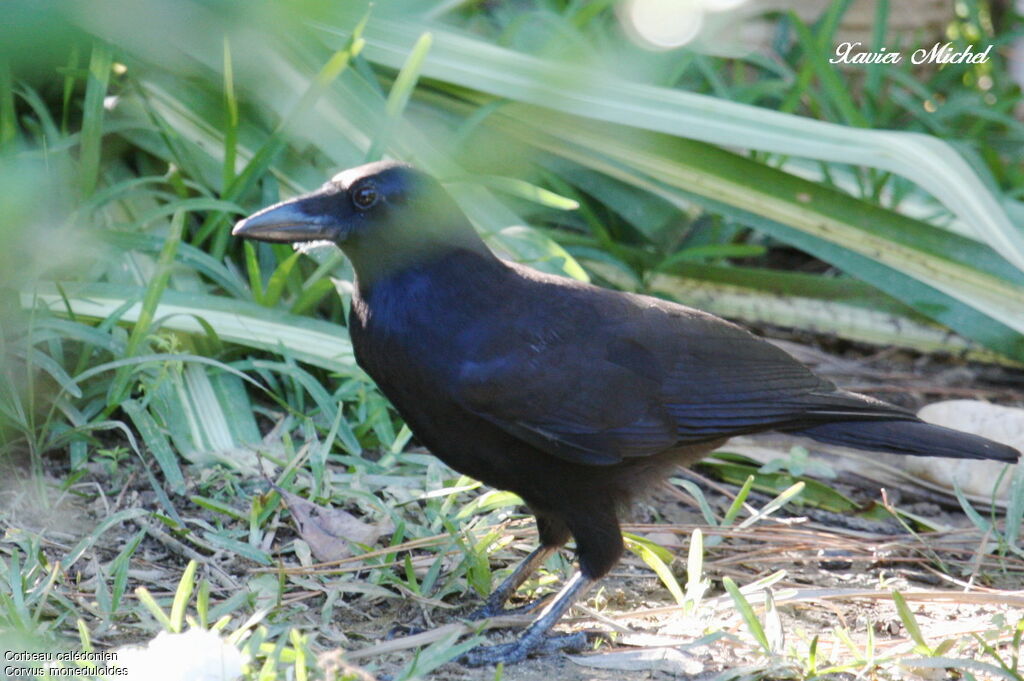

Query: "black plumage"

xmin=234 ymin=160 xmax=1020 ymax=665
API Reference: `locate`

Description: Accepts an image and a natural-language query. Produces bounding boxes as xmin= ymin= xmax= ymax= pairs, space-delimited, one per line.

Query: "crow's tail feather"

xmin=794 ymin=419 xmax=1020 ymax=462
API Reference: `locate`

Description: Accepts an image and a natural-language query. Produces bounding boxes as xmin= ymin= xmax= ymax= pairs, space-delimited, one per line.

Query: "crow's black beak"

xmin=233 ymin=191 xmax=349 ymax=244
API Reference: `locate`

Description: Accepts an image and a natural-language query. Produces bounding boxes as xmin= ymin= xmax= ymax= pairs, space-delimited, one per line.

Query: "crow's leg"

xmin=461 ymin=508 xmax=616 ymax=666
xmin=468 ymin=512 xmax=570 ymax=620
xmin=461 ymin=571 xmax=595 ymax=666
xmin=467 ymin=544 xmax=558 ymax=620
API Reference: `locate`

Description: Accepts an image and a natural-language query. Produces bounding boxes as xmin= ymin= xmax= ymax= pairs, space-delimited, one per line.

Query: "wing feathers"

xmin=456 ymin=276 xmax=914 ymax=466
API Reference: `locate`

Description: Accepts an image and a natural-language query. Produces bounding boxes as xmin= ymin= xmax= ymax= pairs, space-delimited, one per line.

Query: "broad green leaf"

xmin=22 ymin=282 xmax=358 ymax=374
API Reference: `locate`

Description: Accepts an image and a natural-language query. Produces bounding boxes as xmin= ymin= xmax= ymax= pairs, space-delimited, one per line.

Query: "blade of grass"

xmin=222 ymin=37 xmax=239 ymax=190
xmin=107 ymin=209 xmax=185 ymax=409
xmin=79 ymin=42 xmax=113 ymax=198
xmin=263 ymin=250 xmax=303 ymax=308
xmin=64 ymin=508 xmax=149 ymax=570
xmin=169 ymin=560 xmax=198 ymax=633
xmin=110 ymin=530 xmax=145 ymax=613
xmin=864 ymin=0 xmax=889 ymax=111
xmin=624 ymin=534 xmax=685 ymax=605
xmin=0 ymin=59 xmax=15 ymax=149
xmin=723 ymin=576 xmax=771 ymax=655
xmin=683 ymin=528 xmax=709 ymax=612
xmin=471 ymin=175 xmax=579 ymax=211
xmin=892 ymin=590 xmax=931 ymax=655
xmin=201 ymin=11 xmax=370 ymax=258
xmin=722 ymin=474 xmax=754 ymax=527
xmin=366 ymin=31 xmax=433 ymax=162
xmin=122 ymin=398 xmax=186 ymax=494
xmin=789 ymin=6 xmax=867 ymax=128
xmin=60 ymin=45 xmax=80 ymax=136
xmin=135 ymin=586 xmax=174 ymax=631
xmin=669 ymin=478 xmax=719 ymax=526
xmin=737 ymin=482 xmax=805 ymax=529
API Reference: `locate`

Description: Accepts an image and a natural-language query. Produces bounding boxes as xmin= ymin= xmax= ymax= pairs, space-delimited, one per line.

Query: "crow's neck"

xmin=345 ymin=224 xmax=494 ymax=290
xmin=351 ymin=246 xmax=507 ymax=332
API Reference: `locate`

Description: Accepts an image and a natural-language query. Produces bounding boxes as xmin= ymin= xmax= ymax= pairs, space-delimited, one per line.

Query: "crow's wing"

xmin=455 ymin=328 xmax=679 ymax=465
xmin=455 ymin=277 xmax=909 ymax=466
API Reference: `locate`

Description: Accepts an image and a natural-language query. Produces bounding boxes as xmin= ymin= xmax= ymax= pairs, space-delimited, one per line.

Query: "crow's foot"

xmin=460 ymin=632 xmax=587 ymax=666
xmin=466 ymin=595 xmax=550 ymax=621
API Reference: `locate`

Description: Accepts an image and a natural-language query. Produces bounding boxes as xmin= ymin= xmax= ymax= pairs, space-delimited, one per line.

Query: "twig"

xmin=341 ymin=614 xmax=533 ymax=661
xmin=572 ymin=602 xmax=633 ymax=634
xmin=135 ymin=517 xmax=238 ymax=590
xmin=965 ymin=526 xmax=993 ymax=591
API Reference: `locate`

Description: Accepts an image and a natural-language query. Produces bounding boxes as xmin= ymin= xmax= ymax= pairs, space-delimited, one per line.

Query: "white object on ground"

xmin=111 ymin=629 xmax=246 ymax=681
xmin=908 ymin=400 xmax=1023 ymax=499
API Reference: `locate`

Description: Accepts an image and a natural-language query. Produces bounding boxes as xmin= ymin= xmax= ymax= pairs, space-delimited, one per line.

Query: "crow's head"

xmin=234 ymin=161 xmax=485 ymax=277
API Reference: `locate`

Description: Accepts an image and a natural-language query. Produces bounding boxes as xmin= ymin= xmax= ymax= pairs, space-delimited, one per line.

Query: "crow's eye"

xmin=351 ymin=183 xmax=379 ymax=210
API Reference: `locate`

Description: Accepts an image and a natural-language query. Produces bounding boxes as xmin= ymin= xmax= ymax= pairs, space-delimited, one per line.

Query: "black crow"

xmin=234 ymin=160 xmax=1020 ymax=665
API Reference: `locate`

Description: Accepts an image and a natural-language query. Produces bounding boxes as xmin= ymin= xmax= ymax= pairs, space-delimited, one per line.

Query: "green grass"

xmin=0 ymin=0 xmax=1022 ymax=679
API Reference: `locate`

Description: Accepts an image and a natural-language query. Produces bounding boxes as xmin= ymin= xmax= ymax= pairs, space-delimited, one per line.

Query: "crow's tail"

xmin=794 ymin=419 xmax=1020 ymax=462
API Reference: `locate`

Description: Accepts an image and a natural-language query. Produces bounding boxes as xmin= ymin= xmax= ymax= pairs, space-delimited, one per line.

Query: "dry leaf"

xmin=642 ymin=531 xmax=683 ymax=549
xmin=568 ymin=648 xmax=704 ymax=674
xmin=407 ymin=552 xmax=460 ymax=578
xmin=273 ymin=485 xmax=394 ymax=562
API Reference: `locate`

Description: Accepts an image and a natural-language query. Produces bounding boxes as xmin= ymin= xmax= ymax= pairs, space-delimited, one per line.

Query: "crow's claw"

xmin=460 ymin=632 xmax=587 ymax=666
